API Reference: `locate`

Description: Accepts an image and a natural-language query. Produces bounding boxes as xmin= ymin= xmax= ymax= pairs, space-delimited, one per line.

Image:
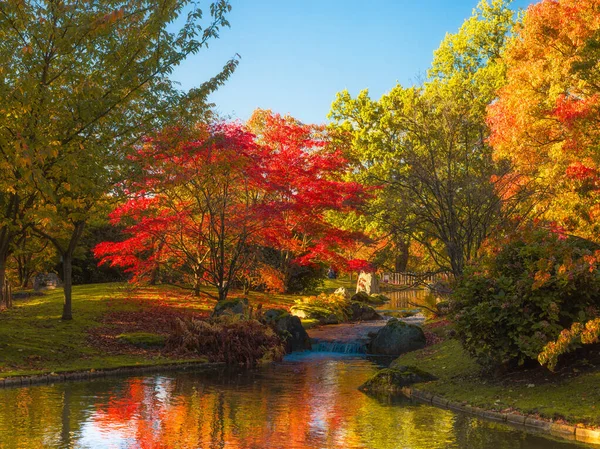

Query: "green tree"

xmin=0 ymin=0 xmax=237 ymax=319
xmin=329 ymin=0 xmax=524 ymax=276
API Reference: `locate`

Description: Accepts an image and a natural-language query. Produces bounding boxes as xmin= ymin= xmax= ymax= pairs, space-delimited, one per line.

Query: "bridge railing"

xmin=381 ymin=271 xmax=451 ymax=287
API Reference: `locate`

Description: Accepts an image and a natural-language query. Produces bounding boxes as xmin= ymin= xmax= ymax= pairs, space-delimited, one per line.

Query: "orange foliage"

xmin=488 ymin=0 xmax=600 ymax=238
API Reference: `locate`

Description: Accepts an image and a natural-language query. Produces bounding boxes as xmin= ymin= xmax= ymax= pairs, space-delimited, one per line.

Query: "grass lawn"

xmin=394 ymin=333 xmax=600 ymax=428
xmin=0 ymin=282 xmax=297 ymax=379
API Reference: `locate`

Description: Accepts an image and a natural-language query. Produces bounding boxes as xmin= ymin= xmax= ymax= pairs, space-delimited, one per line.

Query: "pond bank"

xmin=0 ymin=360 xmax=224 ymax=389
xmin=402 ymin=385 xmax=600 ymax=446
xmin=389 ymin=335 xmax=600 ymax=446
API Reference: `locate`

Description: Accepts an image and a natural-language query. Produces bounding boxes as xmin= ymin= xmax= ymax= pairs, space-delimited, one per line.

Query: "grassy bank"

xmin=0 ymin=282 xmax=297 ymax=379
xmin=393 ymin=329 xmax=600 ymax=428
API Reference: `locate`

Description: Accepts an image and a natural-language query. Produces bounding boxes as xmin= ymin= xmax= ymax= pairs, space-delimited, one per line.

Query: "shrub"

xmin=166 ymin=317 xmax=285 ymax=367
xmin=290 ymin=293 xmax=351 ymax=323
xmin=452 ymin=226 xmax=600 ymax=369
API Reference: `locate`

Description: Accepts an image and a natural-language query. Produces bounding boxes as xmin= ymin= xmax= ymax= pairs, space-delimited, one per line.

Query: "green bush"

xmin=290 ymin=293 xmax=351 ymax=324
xmin=452 ymin=227 xmax=600 ymax=369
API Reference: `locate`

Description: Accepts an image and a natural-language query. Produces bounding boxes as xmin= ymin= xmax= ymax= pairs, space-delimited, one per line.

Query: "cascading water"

xmin=311 ymin=339 xmax=367 ymax=354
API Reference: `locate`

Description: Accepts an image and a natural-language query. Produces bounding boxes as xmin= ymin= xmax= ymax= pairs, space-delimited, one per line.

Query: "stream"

xmin=0 ymin=290 xmax=594 ymax=448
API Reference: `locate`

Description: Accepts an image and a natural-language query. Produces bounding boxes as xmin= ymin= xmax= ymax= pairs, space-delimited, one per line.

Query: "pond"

xmin=0 ymin=352 xmax=592 ymax=449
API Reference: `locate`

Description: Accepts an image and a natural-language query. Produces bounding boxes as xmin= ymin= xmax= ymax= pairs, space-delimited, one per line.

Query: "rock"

xmin=262 ymin=309 xmax=311 ymax=352
xmin=351 ymin=291 xmax=388 ymax=306
xmin=351 ymin=291 xmax=370 ymax=303
xmin=290 ymin=304 xmax=345 ymax=325
xmin=368 ymin=294 xmax=389 ymax=305
xmin=263 ymin=308 xmax=286 ymax=322
xmin=334 ymin=287 xmax=350 ymax=298
xmin=349 ymin=302 xmax=382 ymax=321
xmin=33 ymin=273 xmax=62 ymax=291
xmin=212 ymin=298 xmax=249 ymax=317
xmin=356 ymin=271 xmax=380 ymax=295
xmin=358 ymin=366 xmax=437 ymax=393
xmin=369 ymin=318 xmax=426 ymax=355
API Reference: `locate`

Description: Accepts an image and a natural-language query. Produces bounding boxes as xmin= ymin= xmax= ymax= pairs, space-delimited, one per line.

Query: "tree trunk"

xmin=62 ymin=252 xmax=73 ymax=320
xmin=0 ymin=253 xmax=7 ymax=308
xmin=193 ymin=271 xmax=201 ymax=297
xmin=394 ymin=238 xmax=410 ymax=273
xmin=60 ymin=221 xmax=86 ymax=321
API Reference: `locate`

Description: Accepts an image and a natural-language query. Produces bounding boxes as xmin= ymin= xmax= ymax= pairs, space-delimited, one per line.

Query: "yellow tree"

xmin=488 ymin=0 xmax=600 ymax=239
xmin=0 ymin=1 xmax=238 ymax=318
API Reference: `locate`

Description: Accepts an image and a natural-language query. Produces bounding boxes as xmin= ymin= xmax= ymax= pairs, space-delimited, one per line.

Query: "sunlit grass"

xmin=395 ymin=338 xmax=600 ymax=427
xmin=0 ymin=282 xmax=298 ymax=378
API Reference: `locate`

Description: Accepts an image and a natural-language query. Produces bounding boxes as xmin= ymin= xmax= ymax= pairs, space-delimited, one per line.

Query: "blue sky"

xmin=171 ymin=0 xmax=536 ymax=124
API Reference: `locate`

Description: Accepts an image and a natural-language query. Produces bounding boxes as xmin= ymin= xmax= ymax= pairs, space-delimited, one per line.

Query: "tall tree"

xmin=488 ymin=0 xmax=600 ymax=240
xmin=0 ymin=0 xmax=237 ymax=318
xmin=96 ymin=112 xmax=367 ymax=298
xmin=329 ymin=0 xmax=521 ymax=276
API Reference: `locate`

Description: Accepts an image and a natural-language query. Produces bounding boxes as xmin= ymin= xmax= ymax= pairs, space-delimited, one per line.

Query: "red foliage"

xmin=95 ymin=112 xmax=368 ymax=293
xmin=346 ymin=258 xmax=375 ymax=273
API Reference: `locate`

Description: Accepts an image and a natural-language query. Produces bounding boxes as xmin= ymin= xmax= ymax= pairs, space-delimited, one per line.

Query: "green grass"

xmin=0 ymin=282 xmax=298 ymax=378
xmin=117 ymin=332 xmax=166 ymax=348
xmin=394 ymin=338 xmax=600 ymax=427
xmin=318 ymin=277 xmax=356 ymax=294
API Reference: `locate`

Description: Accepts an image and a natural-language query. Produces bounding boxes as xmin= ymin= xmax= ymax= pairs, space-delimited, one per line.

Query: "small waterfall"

xmin=311 ymin=340 xmax=367 ymax=354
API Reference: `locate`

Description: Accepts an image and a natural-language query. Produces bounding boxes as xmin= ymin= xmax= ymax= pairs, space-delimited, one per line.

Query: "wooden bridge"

xmin=381 ymin=271 xmax=451 ymax=287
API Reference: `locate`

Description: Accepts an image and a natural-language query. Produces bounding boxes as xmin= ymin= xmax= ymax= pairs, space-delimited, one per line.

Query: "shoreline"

xmin=0 ymin=360 xmax=224 ymax=389
xmin=401 ymin=385 xmax=600 ymax=446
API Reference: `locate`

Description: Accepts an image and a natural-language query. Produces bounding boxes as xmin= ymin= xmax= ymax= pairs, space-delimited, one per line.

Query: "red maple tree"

xmin=95 ymin=111 xmax=367 ymax=298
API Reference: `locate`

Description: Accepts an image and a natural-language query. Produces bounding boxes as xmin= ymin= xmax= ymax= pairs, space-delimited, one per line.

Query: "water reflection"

xmin=0 ymin=353 xmax=591 ymax=449
xmin=378 ymin=288 xmax=438 ymax=311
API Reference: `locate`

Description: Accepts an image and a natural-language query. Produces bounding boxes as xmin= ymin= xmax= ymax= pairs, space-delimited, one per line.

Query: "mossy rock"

xmin=350 ymin=291 xmax=370 ymax=303
xmin=213 ymin=297 xmax=249 ymax=317
xmin=359 ymin=366 xmax=437 ymax=393
xmin=351 ymin=291 xmax=389 ymax=306
xmin=117 ymin=332 xmax=166 ymax=348
xmin=369 ymin=318 xmax=426 ymax=355
xmin=262 ymin=308 xmax=288 ymax=323
xmin=368 ymin=294 xmax=390 ymax=305
xmin=290 ymin=304 xmax=346 ymax=324
xmin=386 ymin=309 xmax=419 ymax=319
xmin=349 ymin=301 xmax=382 ymax=321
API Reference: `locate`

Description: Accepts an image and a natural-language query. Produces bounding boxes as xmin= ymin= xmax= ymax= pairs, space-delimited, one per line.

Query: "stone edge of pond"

xmin=401 ymin=386 xmax=600 ymax=446
xmin=0 ymin=361 xmax=225 ymax=389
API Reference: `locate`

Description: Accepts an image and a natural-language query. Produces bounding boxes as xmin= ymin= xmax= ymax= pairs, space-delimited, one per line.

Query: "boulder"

xmin=349 ymin=302 xmax=382 ymax=321
xmin=262 ymin=309 xmax=311 ymax=352
xmin=356 ymin=271 xmax=380 ymax=295
xmin=351 ymin=291 xmax=370 ymax=303
xmin=351 ymin=291 xmax=388 ymax=306
xmin=212 ymin=297 xmax=249 ymax=317
xmin=358 ymin=366 xmax=436 ymax=393
xmin=290 ymin=304 xmax=345 ymax=325
xmin=369 ymin=318 xmax=426 ymax=355
xmin=33 ymin=273 xmax=62 ymax=291
xmin=369 ymin=294 xmax=389 ymax=305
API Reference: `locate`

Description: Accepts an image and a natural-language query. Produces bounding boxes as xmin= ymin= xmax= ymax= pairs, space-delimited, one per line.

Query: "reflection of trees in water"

xmin=383 ymin=289 xmax=436 ymax=310
xmin=0 ymin=367 xmax=585 ymax=449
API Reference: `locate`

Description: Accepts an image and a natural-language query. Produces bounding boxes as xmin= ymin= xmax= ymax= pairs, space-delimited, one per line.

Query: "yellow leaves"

xmin=532 ymin=270 xmax=551 ymax=290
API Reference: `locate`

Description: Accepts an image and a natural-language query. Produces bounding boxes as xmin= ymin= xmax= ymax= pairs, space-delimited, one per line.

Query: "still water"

xmin=0 ymin=352 xmax=591 ymax=449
